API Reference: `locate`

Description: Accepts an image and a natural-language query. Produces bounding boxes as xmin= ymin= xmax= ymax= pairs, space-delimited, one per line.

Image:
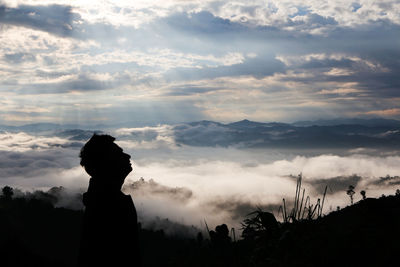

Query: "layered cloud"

xmin=0 ymin=4 xmax=76 ymax=37
xmin=0 ymin=1 xmax=399 ymax=124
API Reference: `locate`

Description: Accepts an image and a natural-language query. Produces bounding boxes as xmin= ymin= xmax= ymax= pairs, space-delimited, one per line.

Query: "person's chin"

xmin=127 ymin=165 xmax=133 ymax=173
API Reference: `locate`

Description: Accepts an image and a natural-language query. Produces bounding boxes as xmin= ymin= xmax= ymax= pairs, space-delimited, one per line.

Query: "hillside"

xmin=240 ymin=194 xmax=400 ymax=266
xmin=1 ymin=190 xmax=400 ymax=266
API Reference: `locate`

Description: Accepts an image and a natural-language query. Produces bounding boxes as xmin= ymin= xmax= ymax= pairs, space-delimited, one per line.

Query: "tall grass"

xmin=278 ymin=174 xmax=328 ymax=223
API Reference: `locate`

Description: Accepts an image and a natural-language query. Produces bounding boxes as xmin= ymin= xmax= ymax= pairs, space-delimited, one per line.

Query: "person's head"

xmin=80 ymin=134 xmax=132 ymax=186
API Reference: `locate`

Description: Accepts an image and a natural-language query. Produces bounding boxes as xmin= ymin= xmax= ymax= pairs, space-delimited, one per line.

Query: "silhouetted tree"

xmin=1 ymin=186 xmax=14 ymax=200
xmin=347 ymin=185 xmax=355 ymax=205
xmin=360 ymin=190 xmax=366 ymax=200
xmin=396 ymin=189 xmax=400 ymax=196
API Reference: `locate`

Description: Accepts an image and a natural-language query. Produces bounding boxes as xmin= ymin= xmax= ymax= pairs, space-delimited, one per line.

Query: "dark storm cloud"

xmin=0 ymin=4 xmax=78 ymax=37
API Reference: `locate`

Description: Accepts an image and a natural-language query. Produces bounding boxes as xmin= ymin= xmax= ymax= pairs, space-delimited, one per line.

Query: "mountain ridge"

xmin=2 ymin=117 xmax=400 ymax=132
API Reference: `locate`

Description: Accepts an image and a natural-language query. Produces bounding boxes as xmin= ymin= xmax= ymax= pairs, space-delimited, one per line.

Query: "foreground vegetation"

xmin=1 ymin=184 xmax=400 ymax=267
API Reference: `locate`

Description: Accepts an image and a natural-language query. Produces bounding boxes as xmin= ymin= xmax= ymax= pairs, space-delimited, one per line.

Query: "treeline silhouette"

xmin=1 ymin=184 xmax=400 ymax=267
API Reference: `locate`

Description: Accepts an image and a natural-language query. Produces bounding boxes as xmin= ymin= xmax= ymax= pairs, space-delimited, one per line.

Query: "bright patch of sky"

xmin=1 ymin=0 xmax=400 ymax=125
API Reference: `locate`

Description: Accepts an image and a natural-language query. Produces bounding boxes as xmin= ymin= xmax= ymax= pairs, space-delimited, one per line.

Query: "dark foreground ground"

xmin=1 ymin=191 xmax=400 ymax=267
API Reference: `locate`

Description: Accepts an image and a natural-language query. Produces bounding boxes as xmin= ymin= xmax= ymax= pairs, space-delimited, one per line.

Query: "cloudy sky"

xmin=1 ymin=0 xmax=399 ymax=126
xmin=2 ymin=1 xmax=400 ymax=230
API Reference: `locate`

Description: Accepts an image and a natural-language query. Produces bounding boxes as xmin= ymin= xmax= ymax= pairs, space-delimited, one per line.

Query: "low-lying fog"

xmin=1 ymin=125 xmax=400 ymax=233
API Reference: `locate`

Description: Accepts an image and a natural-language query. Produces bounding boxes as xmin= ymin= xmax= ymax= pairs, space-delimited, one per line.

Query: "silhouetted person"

xmin=209 ymin=224 xmax=232 ymax=266
xmin=78 ymin=134 xmax=140 ymax=267
xmin=209 ymin=224 xmax=231 ymax=247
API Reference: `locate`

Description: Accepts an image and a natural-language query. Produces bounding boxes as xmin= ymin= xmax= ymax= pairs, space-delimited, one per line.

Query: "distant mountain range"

xmin=292 ymin=118 xmax=400 ymax=127
xmin=173 ymin=119 xmax=400 ymax=148
xmin=2 ymin=118 xmax=400 ymax=131
xmin=1 ymin=118 xmax=400 ymax=149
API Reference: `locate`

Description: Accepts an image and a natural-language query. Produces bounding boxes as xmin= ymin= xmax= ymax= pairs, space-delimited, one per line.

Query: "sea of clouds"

xmin=1 ymin=127 xmax=400 ymax=232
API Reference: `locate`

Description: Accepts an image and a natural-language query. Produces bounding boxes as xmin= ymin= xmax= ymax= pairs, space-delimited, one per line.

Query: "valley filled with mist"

xmin=1 ymin=118 xmax=399 ymax=231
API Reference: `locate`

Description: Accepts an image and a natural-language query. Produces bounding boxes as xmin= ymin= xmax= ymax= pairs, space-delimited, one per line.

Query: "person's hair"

xmin=80 ymin=134 xmax=116 ymax=177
